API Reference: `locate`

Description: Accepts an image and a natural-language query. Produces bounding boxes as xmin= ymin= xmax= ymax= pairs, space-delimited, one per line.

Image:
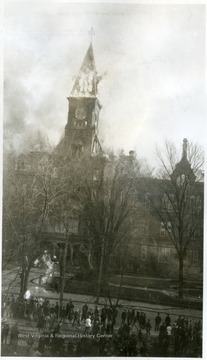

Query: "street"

xmin=2 ymin=267 xmax=202 ymax=357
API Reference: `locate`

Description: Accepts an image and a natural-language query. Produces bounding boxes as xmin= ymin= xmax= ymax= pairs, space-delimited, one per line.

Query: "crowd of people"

xmin=154 ymin=312 xmax=202 ymax=356
xmin=1 ymin=294 xmax=202 ymax=356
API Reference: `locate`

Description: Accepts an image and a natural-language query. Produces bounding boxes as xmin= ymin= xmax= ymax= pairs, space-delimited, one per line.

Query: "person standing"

xmin=54 ymin=302 xmax=59 ymax=319
xmin=10 ymin=323 xmax=19 ymax=355
xmin=73 ymin=308 xmax=81 ymax=327
xmin=166 ymin=323 xmax=172 ymax=345
xmin=127 ymin=309 xmax=132 ymax=325
xmin=85 ymin=316 xmax=92 ymax=333
xmin=93 ymin=318 xmax=100 ymax=335
xmin=121 ymin=310 xmax=126 ymax=324
xmin=94 ymin=306 xmax=99 ymax=317
xmin=146 ymin=319 xmax=152 ymax=341
xmin=67 ymin=300 xmax=74 ymax=323
xmin=101 ymin=306 xmax=107 ymax=326
xmin=165 ymin=313 xmax=171 ymax=327
xmin=1 ymin=320 xmax=10 ymax=345
xmin=139 ymin=341 xmax=149 ymax=356
xmin=82 ymin=303 xmax=88 ymax=322
xmin=26 ymin=334 xmax=34 ymax=356
xmin=159 ymin=322 xmax=167 ymax=344
xmin=154 ymin=312 xmax=162 ymax=331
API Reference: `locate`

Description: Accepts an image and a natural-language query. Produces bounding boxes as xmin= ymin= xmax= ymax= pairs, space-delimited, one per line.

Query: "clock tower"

xmin=64 ymin=42 xmax=102 ymax=157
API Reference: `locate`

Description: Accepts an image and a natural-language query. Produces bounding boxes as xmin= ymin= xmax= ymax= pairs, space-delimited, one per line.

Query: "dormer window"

xmin=15 ymin=160 xmax=25 ymax=171
xmin=176 ymin=174 xmax=186 ymax=186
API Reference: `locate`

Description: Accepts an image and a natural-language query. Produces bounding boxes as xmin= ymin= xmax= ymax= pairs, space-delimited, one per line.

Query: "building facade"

xmin=5 ymin=41 xmax=204 ymax=282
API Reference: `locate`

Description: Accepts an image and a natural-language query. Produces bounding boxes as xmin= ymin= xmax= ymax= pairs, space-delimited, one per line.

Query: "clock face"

xmin=75 ymin=106 xmax=86 ymax=120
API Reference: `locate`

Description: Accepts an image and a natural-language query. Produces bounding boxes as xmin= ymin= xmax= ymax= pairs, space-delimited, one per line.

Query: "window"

xmin=160 ymin=222 xmax=166 ymax=237
xmin=70 ymin=219 xmax=79 ymax=234
xmin=162 ymin=194 xmax=168 ymax=209
xmin=192 ymin=250 xmax=199 ymax=263
xmin=92 ymin=169 xmax=99 ymax=182
xmin=140 ymin=220 xmax=149 ymax=236
xmin=176 ymin=174 xmax=187 ymax=186
xmin=158 ymin=247 xmax=165 ymax=263
xmin=168 ymin=194 xmax=174 ymax=211
xmin=16 ymin=160 xmax=25 ymax=171
xmin=164 ymin=248 xmax=171 ymax=263
xmin=196 ymin=196 xmax=202 ymax=212
xmin=72 ymin=142 xmax=84 ymax=157
xmin=162 ymin=194 xmax=174 ymax=211
xmin=158 ymin=247 xmax=171 ymax=263
xmin=185 ymin=250 xmax=192 ymax=264
xmin=141 ymin=245 xmax=147 ymax=261
xmin=190 ymin=196 xmax=196 ymax=209
xmin=74 ymin=119 xmax=87 ymax=127
xmin=167 ymin=222 xmax=172 ymax=234
xmin=160 ymin=222 xmax=172 ymax=237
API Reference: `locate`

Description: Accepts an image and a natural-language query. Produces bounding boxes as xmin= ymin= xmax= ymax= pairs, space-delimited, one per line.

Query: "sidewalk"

xmin=2 ymin=267 xmax=202 ymax=321
xmin=5 ymin=282 xmax=202 ymax=321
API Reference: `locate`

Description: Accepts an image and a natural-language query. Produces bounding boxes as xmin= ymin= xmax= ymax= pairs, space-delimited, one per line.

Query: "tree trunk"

xmin=96 ymin=238 xmax=104 ymax=303
xmin=178 ymin=255 xmax=184 ymax=299
xmin=116 ymin=267 xmax=124 ymax=307
xmin=19 ymin=265 xmax=30 ymax=300
xmin=69 ymin=243 xmax=74 ymax=267
xmin=59 ymin=237 xmax=69 ymax=318
xmin=87 ymin=248 xmax=93 ymax=271
xmin=4 ymin=269 xmax=20 ymax=305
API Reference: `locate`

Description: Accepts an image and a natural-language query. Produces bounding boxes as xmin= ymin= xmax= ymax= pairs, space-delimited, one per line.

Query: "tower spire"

xmin=71 ymin=40 xmax=97 ymax=97
xmin=88 ymin=27 xmax=95 ymax=44
xmin=182 ymin=138 xmax=188 ymax=160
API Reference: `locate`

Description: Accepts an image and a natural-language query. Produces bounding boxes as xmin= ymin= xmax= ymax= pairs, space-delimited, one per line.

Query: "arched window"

xmin=71 ymin=139 xmax=84 ymax=157
xmin=190 ymin=195 xmax=196 ymax=209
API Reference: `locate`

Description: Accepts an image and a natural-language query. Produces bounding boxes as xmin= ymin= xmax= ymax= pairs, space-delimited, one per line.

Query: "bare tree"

xmin=146 ymin=139 xmax=204 ymax=298
xmin=47 ymin=154 xmax=88 ymax=315
xmin=3 ymin=151 xmax=58 ymax=299
xmin=78 ymin=151 xmax=143 ymax=301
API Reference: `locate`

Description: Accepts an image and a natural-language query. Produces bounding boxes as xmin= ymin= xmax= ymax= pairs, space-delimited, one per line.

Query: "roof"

xmin=71 ymin=42 xmax=97 ymax=97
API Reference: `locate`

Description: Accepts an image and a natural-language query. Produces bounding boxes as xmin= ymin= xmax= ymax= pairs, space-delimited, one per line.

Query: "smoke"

xmin=3 ymin=3 xmax=205 ymax=163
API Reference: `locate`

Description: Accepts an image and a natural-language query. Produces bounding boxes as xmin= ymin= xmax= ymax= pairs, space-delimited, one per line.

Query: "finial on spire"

xmin=182 ymin=138 xmax=188 ymax=160
xmin=88 ymin=27 xmax=95 ymax=43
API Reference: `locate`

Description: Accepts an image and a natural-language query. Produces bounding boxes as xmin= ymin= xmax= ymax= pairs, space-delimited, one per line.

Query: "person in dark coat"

xmin=1 ymin=320 xmax=10 ymax=345
xmin=26 ymin=334 xmax=34 ymax=356
xmin=165 ymin=313 xmax=171 ymax=326
xmin=154 ymin=312 xmax=162 ymax=331
xmin=139 ymin=341 xmax=148 ymax=356
xmin=121 ymin=310 xmax=127 ymax=324
xmin=37 ymin=311 xmax=45 ymax=331
xmin=10 ymin=323 xmax=19 ymax=354
xmin=81 ymin=303 xmax=88 ymax=322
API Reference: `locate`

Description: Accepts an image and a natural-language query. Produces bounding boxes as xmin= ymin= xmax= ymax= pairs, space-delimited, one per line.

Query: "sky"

xmin=3 ymin=1 xmax=206 ymax=166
